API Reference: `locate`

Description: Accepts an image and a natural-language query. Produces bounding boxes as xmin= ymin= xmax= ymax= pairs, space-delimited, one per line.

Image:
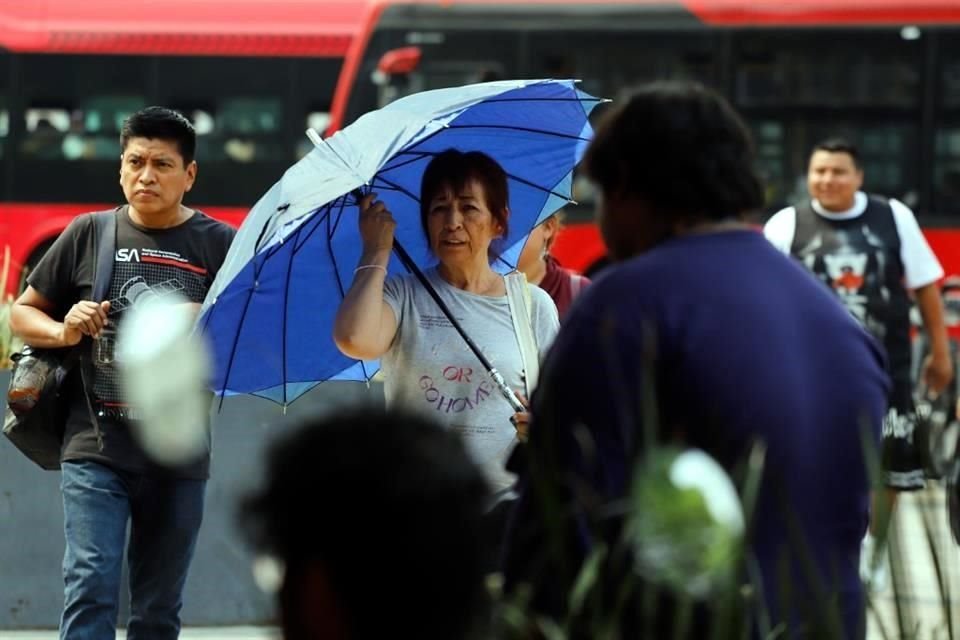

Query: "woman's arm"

xmin=333 ymin=193 xmax=400 ymax=360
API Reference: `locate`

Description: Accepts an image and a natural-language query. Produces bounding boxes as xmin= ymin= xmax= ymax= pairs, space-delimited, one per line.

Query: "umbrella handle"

xmin=490 ymin=368 xmax=527 ymax=414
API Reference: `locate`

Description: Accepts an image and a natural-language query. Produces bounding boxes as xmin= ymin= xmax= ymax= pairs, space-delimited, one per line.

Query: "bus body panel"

xmin=0 ymin=1 xmax=367 ymax=56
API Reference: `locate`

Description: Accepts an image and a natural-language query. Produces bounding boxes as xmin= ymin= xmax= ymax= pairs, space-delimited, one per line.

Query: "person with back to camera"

xmin=240 ymin=407 xmax=491 ymax=640
xmin=503 ymin=82 xmax=889 ymax=639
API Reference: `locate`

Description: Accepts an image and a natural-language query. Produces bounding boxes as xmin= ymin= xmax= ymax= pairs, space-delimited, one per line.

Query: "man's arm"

xmin=914 ymin=282 xmax=953 ymax=395
xmin=10 ymin=286 xmax=109 ymax=349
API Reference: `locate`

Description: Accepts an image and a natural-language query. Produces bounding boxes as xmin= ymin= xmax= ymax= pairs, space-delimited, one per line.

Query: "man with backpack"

xmin=9 ymin=106 xmax=234 ymax=639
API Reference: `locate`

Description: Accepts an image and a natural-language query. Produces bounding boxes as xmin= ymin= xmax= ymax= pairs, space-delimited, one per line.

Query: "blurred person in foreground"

xmin=516 ymin=212 xmax=589 ymax=319
xmin=9 ymin=106 xmax=235 ymax=639
xmin=502 ymin=82 xmax=888 ymax=639
xmin=240 ymin=408 xmax=491 ymax=640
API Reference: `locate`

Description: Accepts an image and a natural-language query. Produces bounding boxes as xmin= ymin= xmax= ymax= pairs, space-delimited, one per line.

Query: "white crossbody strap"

xmin=504 ymin=271 xmax=539 ymax=396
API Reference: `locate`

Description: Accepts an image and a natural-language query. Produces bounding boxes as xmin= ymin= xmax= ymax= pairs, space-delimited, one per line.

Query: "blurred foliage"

xmin=489 ymin=384 xmax=958 ymax=639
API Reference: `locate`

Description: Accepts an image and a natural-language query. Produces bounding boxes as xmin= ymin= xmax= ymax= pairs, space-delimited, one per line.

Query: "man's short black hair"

xmin=240 ymin=408 xmax=491 ymax=640
xmin=120 ymin=106 xmax=196 ymax=165
xmin=583 ymin=81 xmax=764 ymax=222
xmin=810 ymin=137 xmax=861 ymax=169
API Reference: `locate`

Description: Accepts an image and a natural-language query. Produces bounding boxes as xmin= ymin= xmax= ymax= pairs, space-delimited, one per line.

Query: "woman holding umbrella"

xmin=334 ymin=149 xmax=560 ymax=497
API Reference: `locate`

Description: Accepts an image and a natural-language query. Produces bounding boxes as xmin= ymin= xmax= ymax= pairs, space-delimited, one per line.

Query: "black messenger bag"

xmin=3 ymin=211 xmax=116 ymax=470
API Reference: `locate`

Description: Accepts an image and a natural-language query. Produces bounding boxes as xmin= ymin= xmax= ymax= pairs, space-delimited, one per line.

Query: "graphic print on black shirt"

xmin=791 ymin=197 xmax=912 ymax=382
xmin=93 ymin=240 xmax=212 ymax=420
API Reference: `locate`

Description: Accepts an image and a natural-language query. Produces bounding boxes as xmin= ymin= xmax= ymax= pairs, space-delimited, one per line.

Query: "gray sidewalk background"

xmin=0 ymin=372 xmax=383 ymax=630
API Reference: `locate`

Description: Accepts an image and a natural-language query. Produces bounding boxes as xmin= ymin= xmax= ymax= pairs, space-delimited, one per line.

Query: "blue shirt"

xmin=511 ymin=229 xmax=889 ymax=637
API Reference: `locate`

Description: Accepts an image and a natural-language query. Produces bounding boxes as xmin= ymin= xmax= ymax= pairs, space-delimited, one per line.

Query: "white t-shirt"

xmin=382 ymin=268 xmax=560 ymax=492
xmin=764 ymin=191 xmax=943 ymax=290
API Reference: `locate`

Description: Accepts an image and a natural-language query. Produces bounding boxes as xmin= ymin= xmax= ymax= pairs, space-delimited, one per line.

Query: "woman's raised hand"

xmin=358 ymin=193 xmax=397 ymax=255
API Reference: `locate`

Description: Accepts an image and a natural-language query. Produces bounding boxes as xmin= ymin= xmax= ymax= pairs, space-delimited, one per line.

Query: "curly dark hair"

xmin=583 ymin=81 xmax=764 ymax=222
xmin=240 ymin=407 xmax=491 ymax=640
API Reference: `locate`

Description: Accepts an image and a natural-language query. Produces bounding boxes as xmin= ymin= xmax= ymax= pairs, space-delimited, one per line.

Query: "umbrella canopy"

xmin=198 ymin=79 xmax=601 ymax=405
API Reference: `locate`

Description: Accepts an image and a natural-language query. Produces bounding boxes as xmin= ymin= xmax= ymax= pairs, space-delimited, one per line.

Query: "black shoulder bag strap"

xmin=79 ymin=210 xmax=119 ymax=450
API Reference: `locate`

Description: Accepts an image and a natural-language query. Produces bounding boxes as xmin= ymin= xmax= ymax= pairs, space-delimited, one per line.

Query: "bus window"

xmin=293 ymin=57 xmax=343 ymax=155
xmin=735 ymin=31 xmax=920 ymax=108
xmin=23 ymin=97 xmax=146 ymax=161
xmin=734 ymin=30 xmax=921 ymax=213
xmin=21 ymin=108 xmax=69 ymax=159
xmin=749 ymin=120 xmax=789 ymax=209
xmin=219 ymin=97 xmax=284 ymax=163
xmin=157 ymin=57 xmax=292 ymax=205
xmin=528 ymin=31 xmax=717 ymax=101
xmin=13 ymin=55 xmax=152 ymax=202
xmin=935 ymin=37 xmax=960 ymax=217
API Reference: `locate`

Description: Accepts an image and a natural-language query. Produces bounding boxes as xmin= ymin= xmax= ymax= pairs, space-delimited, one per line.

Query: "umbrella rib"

xmin=214 ymin=276 xmax=259 ymax=408
xmin=213 ymin=201 xmax=301 ymax=404
xmin=477 ymin=96 xmax=605 ymax=105
xmin=291 ymin=203 xmax=335 ymax=256
xmin=380 ymin=151 xmax=434 ymax=173
xmin=370 ymin=175 xmax=421 ymax=205
xmin=321 ymin=194 xmax=349 ymax=244
xmin=444 ymin=124 xmax=591 ymax=142
xmin=324 ymin=194 xmax=365 ymax=375
xmin=280 ymin=214 xmax=305 ymax=407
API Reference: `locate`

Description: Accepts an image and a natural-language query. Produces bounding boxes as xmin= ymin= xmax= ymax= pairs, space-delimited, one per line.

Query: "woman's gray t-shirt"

xmin=382 ymin=268 xmax=559 ymax=491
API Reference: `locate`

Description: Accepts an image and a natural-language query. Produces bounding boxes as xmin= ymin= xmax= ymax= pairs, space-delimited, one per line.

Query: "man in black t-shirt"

xmin=10 ymin=107 xmax=235 ymax=639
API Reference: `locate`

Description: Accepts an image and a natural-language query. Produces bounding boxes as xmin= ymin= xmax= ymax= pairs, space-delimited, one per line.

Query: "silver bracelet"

xmin=354 ymin=264 xmax=387 ymax=276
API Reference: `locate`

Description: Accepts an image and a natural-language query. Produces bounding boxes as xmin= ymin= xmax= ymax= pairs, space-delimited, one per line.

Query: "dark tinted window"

xmin=528 ymin=31 xmax=717 ymax=101
xmin=157 ymin=57 xmax=291 ymax=206
xmin=934 ymin=36 xmax=960 ymax=217
xmin=5 ymin=53 xmax=341 ymax=208
xmin=735 ymin=31 xmax=921 ymax=108
xmin=733 ymin=30 xmax=922 ymax=215
xmin=12 ymin=54 xmax=151 ymax=202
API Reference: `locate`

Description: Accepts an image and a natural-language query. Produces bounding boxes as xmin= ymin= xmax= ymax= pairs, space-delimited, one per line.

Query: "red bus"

xmin=327 ymin=0 xmax=960 ymax=277
xmin=0 ymin=0 xmax=367 ymax=295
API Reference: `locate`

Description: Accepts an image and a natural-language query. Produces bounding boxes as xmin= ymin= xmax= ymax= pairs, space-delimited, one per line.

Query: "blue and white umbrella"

xmin=198 ymin=79 xmax=601 ymax=406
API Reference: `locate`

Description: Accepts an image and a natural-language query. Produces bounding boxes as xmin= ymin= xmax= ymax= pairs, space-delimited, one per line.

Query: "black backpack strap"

xmin=790 ymin=200 xmax=817 ymax=255
xmin=91 ymin=209 xmax=118 ymax=301
xmin=80 ymin=209 xmax=119 ymax=451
